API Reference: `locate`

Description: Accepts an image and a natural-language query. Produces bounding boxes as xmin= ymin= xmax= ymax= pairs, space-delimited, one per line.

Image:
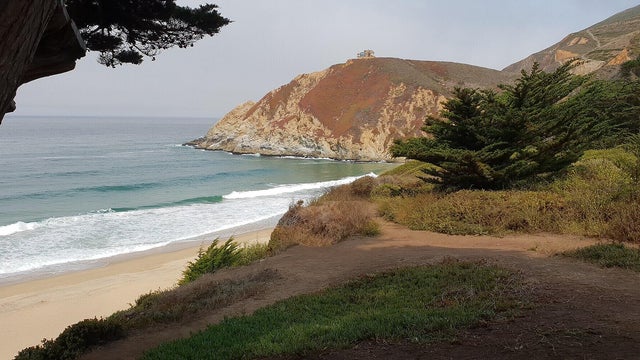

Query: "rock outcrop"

xmin=189 ymin=58 xmax=508 ymax=161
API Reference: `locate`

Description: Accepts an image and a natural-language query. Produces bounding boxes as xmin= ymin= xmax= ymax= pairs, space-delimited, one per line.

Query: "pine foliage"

xmin=392 ymin=61 xmax=640 ymax=190
xmin=65 ymin=0 xmax=230 ymax=66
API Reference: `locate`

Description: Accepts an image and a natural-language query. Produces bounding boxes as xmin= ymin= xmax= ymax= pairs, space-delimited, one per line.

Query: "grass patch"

xmin=142 ymin=260 xmax=527 ymax=360
xmin=381 ymin=160 xmax=438 ymax=178
xmin=559 ymin=243 xmax=640 ymax=271
xmin=113 ymin=269 xmax=279 ymax=329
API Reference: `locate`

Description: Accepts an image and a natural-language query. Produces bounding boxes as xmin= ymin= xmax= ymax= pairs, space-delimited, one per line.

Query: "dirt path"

xmin=82 ymin=222 xmax=640 ymax=360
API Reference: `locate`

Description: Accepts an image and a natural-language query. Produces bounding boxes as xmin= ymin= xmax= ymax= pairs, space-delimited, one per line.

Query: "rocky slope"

xmin=189 ymin=58 xmax=508 ymax=161
xmin=190 ymin=5 xmax=640 ymax=161
xmin=504 ymin=4 xmax=640 ymax=77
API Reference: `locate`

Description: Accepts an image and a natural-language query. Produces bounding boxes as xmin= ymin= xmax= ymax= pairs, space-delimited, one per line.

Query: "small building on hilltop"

xmin=357 ymin=49 xmax=375 ymax=58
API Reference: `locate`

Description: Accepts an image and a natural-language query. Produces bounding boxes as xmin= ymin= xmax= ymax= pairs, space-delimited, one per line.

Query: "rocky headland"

xmin=188 ymin=58 xmax=509 ymax=161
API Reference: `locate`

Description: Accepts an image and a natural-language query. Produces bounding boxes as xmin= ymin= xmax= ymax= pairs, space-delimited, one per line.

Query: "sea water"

xmin=0 ymin=116 xmax=393 ymax=282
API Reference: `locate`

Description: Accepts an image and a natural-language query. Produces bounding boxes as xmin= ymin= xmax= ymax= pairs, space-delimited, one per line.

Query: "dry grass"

xmin=606 ymin=197 xmax=640 ymax=243
xmin=374 ymin=149 xmax=640 ymax=242
xmin=269 ymin=177 xmax=381 ymax=251
xmin=111 ymin=269 xmax=280 ymax=329
xmin=377 ymin=190 xmax=564 ymax=235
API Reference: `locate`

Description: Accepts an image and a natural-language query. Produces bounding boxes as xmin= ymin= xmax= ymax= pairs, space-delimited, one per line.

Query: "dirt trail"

xmin=82 ymin=222 xmax=640 ymax=360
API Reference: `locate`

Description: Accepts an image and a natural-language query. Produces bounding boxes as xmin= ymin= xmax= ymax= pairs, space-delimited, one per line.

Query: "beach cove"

xmin=0 ymin=115 xmax=394 ymax=358
xmin=0 ymin=228 xmax=272 ymax=359
xmin=0 ymin=116 xmax=392 ymax=280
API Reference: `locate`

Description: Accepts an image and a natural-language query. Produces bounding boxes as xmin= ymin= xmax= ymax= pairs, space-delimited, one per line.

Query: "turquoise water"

xmin=0 ymin=116 xmax=393 ymax=281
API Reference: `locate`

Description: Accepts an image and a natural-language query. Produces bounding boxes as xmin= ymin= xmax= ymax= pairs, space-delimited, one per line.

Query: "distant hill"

xmin=189 ymin=58 xmax=509 ymax=161
xmin=504 ymin=4 xmax=640 ymax=77
xmin=190 ymin=5 xmax=640 ymax=161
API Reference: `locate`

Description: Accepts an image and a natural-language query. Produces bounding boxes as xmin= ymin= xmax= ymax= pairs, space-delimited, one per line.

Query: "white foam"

xmin=0 ymin=196 xmax=295 ymax=276
xmin=223 ymin=173 xmax=377 ymax=199
xmin=0 ymin=221 xmax=41 ymax=236
xmin=0 ymin=172 xmax=379 ymax=277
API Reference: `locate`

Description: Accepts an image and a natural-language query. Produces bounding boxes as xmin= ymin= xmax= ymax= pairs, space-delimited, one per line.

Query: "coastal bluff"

xmin=188 ymin=58 xmax=509 ymax=161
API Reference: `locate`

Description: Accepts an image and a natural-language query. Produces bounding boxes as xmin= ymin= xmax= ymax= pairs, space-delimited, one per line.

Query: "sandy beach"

xmin=0 ymin=229 xmax=272 ymax=360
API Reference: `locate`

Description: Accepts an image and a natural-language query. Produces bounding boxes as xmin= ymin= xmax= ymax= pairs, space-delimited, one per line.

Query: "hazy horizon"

xmin=9 ymin=0 xmax=637 ymax=119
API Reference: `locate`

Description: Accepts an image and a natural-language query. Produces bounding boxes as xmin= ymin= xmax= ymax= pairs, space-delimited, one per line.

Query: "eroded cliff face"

xmin=191 ymin=58 xmax=506 ymax=161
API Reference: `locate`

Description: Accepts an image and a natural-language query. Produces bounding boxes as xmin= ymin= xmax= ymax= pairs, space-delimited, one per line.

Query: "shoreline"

xmin=0 ymin=227 xmax=273 ymax=360
xmin=0 ymin=214 xmax=282 ymax=287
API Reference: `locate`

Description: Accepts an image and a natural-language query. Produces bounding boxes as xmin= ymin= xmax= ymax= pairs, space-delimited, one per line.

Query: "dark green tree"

xmin=65 ymin=0 xmax=230 ymax=67
xmin=392 ymin=61 xmax=640 ymax=191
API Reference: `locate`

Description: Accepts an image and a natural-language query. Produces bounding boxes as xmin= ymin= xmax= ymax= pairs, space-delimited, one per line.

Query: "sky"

xmin=9 ymin=0 xmax=639 ymax=119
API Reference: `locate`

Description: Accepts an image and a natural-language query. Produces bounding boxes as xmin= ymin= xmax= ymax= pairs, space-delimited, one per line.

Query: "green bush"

xmin=15 ymin=318 xmax=124 ymax=360
xmin=235 ymin=242 xmax=270 ymax=266
xmin=179 ymin=238 xmax=241 ymax=285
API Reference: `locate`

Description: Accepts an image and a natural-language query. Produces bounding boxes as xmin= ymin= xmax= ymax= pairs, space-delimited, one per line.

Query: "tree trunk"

xmin=0 ymin=0 xmax=58 ymax=122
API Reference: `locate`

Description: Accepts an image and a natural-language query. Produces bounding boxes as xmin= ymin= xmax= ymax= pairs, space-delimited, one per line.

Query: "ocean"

xmin=0 ymin=116 xmax=393 ymax=283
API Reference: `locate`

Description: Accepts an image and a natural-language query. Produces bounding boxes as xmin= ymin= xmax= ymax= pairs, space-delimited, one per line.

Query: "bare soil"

xmin=82 ymin=221 xmax=640 ymax=360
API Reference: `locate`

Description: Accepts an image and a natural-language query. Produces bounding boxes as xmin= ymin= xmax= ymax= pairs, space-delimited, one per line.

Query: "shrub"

xmin=551 ymin=149 xmax=637 ymax=236
xmin=606 ymin=198 xmax=640 ymax=243
xmin=179 ymin=238 xmax=241 ymax=285
xmin=269 ymin=190 xmax=379 ymax=252
xmin=15 ymin=318 xmax=124 ymax=360
xmin=350 ymin=176 xmax=377 ymax=197
xmin=235 ymin=242 xmax=270 ymax=266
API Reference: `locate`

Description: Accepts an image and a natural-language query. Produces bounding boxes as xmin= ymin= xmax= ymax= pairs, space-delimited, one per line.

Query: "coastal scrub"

xmin=269 ymin=177 xmax=380 ymax=251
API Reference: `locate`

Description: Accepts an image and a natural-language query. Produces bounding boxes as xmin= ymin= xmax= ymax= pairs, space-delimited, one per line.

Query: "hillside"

xmin=188 ymin=58 xmax=510 ymax=161
xmin=504 ymin=4 xmax=640 ymax=77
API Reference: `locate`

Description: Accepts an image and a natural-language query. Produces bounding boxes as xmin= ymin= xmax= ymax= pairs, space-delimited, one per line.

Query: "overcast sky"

xmin=9 ymin=0 xmax=638 ymax=119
